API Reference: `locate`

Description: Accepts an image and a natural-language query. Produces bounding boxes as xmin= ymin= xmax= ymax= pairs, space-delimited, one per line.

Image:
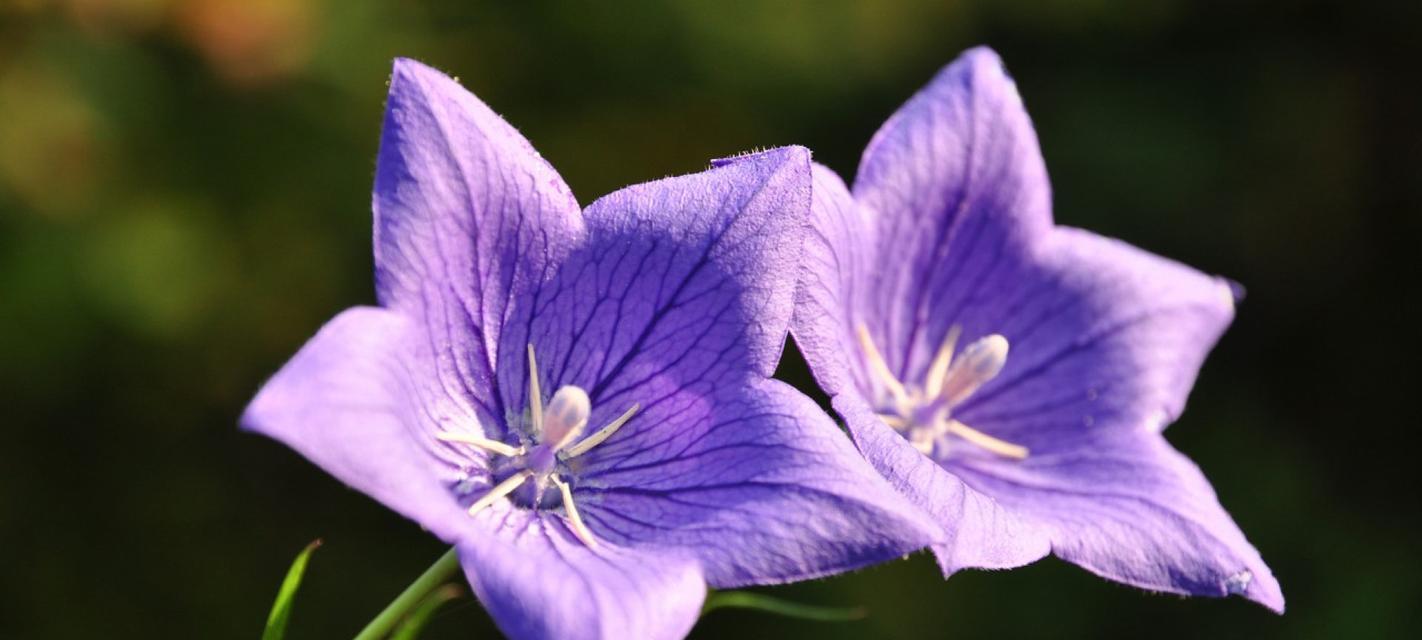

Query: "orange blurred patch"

xmin=172 ymin=0 xmax=320 ymax=86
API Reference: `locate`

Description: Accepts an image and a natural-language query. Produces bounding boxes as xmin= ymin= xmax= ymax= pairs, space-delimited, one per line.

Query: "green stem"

xmin=701 ymin=590 xmax=867 ymax=622
xmin=353 ymin=547 xmax=461 ymax=640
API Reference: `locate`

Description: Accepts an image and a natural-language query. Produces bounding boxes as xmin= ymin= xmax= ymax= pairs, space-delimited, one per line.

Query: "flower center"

xmin=856 ymin=323 xmax=1028 ymax=460
xmin=433 ymin=344 xmax=639 ymax=547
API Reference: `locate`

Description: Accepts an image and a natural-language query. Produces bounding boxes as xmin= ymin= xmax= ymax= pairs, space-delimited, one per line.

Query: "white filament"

xmin=551 ymin=474 xmax=597 ymax=547
xmin=449 ymin=344 xmax=640 ymax=547
xmin=858 ymin=324 xmax=1028 ymax=460
xmin=434 ymin=432 xmax=524 ymax=457
xmin=565 ymin=403 xmax=640 ymax=458
xmin=857 ymin=323 xmax=911 ymax=413
xmin=527 ymin=344 xmax=544 ymax=436
xmin=467 ymin=470 xmax=533 ymax=515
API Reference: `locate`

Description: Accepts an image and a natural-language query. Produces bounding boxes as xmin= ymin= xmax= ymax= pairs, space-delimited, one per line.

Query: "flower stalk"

xmin=353 ymin=548 xmax=460 ymax=640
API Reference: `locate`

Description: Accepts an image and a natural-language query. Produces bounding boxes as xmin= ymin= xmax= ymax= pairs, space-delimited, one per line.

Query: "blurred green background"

xmin=2 ymin=0 xmax=1418 ymax=637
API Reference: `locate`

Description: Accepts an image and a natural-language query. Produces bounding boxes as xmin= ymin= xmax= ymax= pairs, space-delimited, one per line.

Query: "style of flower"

xmin=242 ymin=59 xmax=937 ymax=640
xmin=791 ymin=47 xmax=1283 ymax=610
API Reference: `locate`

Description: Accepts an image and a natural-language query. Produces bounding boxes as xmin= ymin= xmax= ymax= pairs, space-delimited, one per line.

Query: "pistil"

xmin=857 ymin=323 xmax=1028 ymax=461
xmin=433 ymin=343 xmax=640 ymax=547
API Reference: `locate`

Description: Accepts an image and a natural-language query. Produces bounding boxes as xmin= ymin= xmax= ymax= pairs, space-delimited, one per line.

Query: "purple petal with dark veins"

xmin=851 ymin=47 xmax=1051 ymax=382
xmin=951 ymin=228 xmax=1237 ymax=451
xmin=791 ymin=163 xmax=878 ymax=398
xmin=951 ymin=434 xmax=1284 ymax=611
xmin=831 ymin=393 xmax=1050 ymax=574
xmin=240 ymin=307 xmax=476 ymax=543
xmin=460 ymin=513 xmax=705 ymax=640
xmin=375 ymin=57 xmax=584 ymax=426
xmin=499 ymin=147 xmax=810 ymax=431
xmin=571 ymin=379 xmax=939 ymax=587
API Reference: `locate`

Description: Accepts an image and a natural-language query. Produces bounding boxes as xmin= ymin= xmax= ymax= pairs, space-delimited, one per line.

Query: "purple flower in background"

xmin=243 ymin=59 xmax=936 ymax=639
xmin=792 ymin=47 xmax=1282 ymax=610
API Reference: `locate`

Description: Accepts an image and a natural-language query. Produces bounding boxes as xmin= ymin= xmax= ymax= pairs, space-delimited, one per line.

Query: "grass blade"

xmin=390 ymin=584 xmax=463 ymax=640
xmin=262 ymin=539 xmax=322 ymax=640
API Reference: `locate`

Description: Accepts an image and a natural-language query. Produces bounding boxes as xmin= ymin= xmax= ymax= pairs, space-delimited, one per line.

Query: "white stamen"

xmin=859 ymin=325 xmax=1029 ymax=461
xmin=450 ymin=349 xmax=625 ymax=548
xmin=939 ymin=334 xmax=1009 ymax=407
xmin=856 ymin=323 xmax=911 ymax=411
xmin=945 ymin=420 xmax=1028 ymax=459
xmin=564 ymin=403 xmax=640 ymax=458
xmin=542 ymin=386 xmax=591 ymax=451
xmin=876 ymin=413 xmax=908 ymax=430
xmin=551 ymin=474 xmax=597 ymax=547
xmin=434 ymin=432 xmax=525 ymax=457
xmin=923 ymin=325 xmax=962 ymax=397
xmin=467 ymin=470 xmax=533 ymax=515
xmin=527 ymin=344 xmax=544 ymax=436
xmin=909 ymin=428 xmax=937 ymax=455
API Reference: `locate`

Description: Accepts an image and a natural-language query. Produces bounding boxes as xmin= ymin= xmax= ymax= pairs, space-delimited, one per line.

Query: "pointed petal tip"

xmin=932 ymin=45 xmax=1018 ymax=92
xmin=1204 ymin=563 xmax=1284 ymax=613
xmin=236 ymin=400 xmax=262 ymax=434
xmin=1240 ymin=566 xmax=1286 ymax=614
xmin=238 ymin=375 xmax=288 ymax=437
xmin=928 ymin=534 xmax=1053 ymax=579
xmin=390 ymin=56 xmax=422 ymax=71
xmin=1222 ymin=276 xmax=1247 ymax=305
xmin=386 ymin=57 xmax=470 ymax=103
xmin=932 ymin=546 xmax=1050 ymax=580
xmin=958 ymin=45 xmax=1004 ymax=66
xmin=388 ymin=56 xmax=436 ymax=85
xmin=709 ymin=145 xmax=811 ymax=171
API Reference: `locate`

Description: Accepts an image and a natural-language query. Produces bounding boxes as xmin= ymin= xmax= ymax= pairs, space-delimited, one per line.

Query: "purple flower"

xmin=242 ymin=59 xmax=936 ymax=639
xmin=792 ymin=47 xmax=1283 ymax=611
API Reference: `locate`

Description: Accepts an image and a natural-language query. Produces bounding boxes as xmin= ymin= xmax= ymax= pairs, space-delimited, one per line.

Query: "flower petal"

xmin=952 ymin=228 xmax=1236 ymax=451
xmin=240 ymin=307 xmax=473 ymax=542
xmin=832 ymin=392 xmax=1050 ymax=575
xmin=569 ymin=379 xmax=939 ymax=587
xmin=791 ymin=163 xmax=878 ymax=398
xmin=850 ymin=47 xmax=1052 ymax=378
xmin=459 ymin=514 xmax=705 ymax=640
xmin=498 ymin=147 xmax=810 ymax=432
xmin=951 ymin=433 xmax=1284 ymax=611
xmin=374 ymin=57 xmax=584 ymax=423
